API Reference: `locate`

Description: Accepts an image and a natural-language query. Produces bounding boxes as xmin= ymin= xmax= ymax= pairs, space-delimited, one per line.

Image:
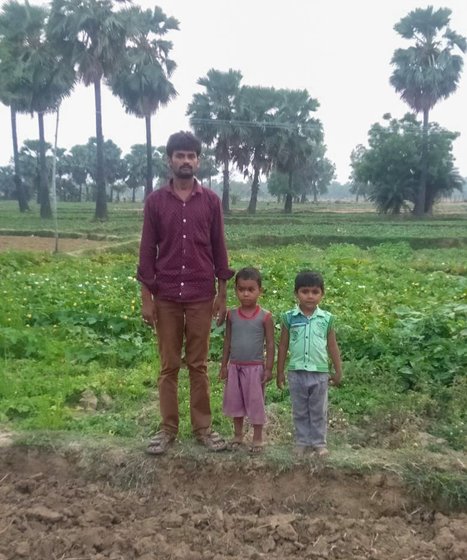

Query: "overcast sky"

xmin=0 ymin=0 xmax=466 ymax=182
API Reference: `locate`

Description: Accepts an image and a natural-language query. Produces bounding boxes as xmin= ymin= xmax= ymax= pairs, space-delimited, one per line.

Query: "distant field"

xmin=1 ymin=200 xmax=466 ymax=250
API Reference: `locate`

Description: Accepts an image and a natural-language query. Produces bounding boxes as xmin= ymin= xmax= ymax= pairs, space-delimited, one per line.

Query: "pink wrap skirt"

xmin=222 ymin=363 xmax=266 ymax=425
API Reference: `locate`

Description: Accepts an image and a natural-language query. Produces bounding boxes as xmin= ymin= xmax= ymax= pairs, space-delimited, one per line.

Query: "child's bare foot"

xmin=294 ymin=445 xmax=307 ymax=457
xmin=315 ymin=447 xmax=329 ymax=457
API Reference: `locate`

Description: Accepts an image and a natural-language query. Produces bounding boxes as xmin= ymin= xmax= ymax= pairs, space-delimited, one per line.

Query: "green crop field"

xmin=1 ymin=201 xmax=465 ymax=458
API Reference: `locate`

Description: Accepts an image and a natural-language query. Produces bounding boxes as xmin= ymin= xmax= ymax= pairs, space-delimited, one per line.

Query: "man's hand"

xmin=219 ymin=365 xmax=228 ymax=382
xmin=142 ymin=299 xmax=157 ymax=327
xmin=213 ymin=294 xmax=227 ymax=326
xmin=276 ymin=371 xmax=286 ymax=389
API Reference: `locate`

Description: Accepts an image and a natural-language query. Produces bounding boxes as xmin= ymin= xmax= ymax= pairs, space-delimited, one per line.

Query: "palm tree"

xmin=295 ymin=144 xmax=335 ymax=204
xmin=390 ymin=6 xmax=466 ymax=216
xmin=1 ymin=1 xmax=74 ymax=218
xmin=20 ymin=16 xmax=75 ymax=218
xmin=19 ymin=139 xmax=52 ymax=203
xmin=48 ymin=0 xmax=128 ymax=220
xmin=268 ymin=89 xmax=322 ymax=213
xmin=235 ymin=86 xmax=278 ymax=214
xmin=109 ymin=6 xmax=178 ymax=199
xmin=67 ymin=144 xmax=90 ymax=201
xmin=0 ymin=0 xmax=40 ymax=213
xmin=187 ymin=68 xmax=243 ymax=213
xmin=196 ymin=146 xmax=219 ymax=189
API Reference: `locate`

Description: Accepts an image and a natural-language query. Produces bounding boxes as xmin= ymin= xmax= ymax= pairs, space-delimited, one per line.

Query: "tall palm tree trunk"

xmin=222 ymin=156 xmax=230 ymax=213
xmin=247 ymin=166 xmax=260 ymax=214
xmin=38 ymin=111 xmax=52 ymax=219
xmin=145 ymin=115 xmax=153 ymax=199
xmin=284 ymin=171 xmax=293 ymax=213
xmin=11 ymin=106 xmax=30 ymax=212
xmin=414 ymin=108 xmax=429 ymax=216
xmin=94 ymin=78 xmax=108 ymax=221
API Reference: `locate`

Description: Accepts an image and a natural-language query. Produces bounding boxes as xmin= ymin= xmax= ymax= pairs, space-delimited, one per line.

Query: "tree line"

xmin=0 ymin=2 xmax=465 ymax=219
xmin=0 ymin=137 xmax=219 ymax=203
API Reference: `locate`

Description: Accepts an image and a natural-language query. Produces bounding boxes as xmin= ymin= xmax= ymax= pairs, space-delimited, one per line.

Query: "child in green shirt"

xmin=277 ymin=270 xmax=342 ymax=456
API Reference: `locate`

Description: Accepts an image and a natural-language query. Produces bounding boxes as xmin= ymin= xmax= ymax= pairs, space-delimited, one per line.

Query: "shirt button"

xmin=179 ymin=292 xmax=182 ymax=296
xmin=183 ymin=203 xmax=186 ymax=207
xmin=182 ymin=265 xmax=185 ymax=270
xmin=181 ymin=282 xmax=184 ymax=286
xmin=183 ymin=218 xmax=187 ymax=223
xmin=183 ymin=234 xmax=186 ymax=239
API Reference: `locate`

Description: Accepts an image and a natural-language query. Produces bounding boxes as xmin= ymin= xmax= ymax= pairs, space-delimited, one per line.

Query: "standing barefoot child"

xmin=219 ymin=267 xmax=275 ymax=453
xmin=277 ymin=270 xmax=342 ymax=457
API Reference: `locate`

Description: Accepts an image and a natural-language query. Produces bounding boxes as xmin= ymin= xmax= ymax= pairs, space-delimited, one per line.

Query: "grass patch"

xmin=403 ymin=463 xmax=467 ymax=511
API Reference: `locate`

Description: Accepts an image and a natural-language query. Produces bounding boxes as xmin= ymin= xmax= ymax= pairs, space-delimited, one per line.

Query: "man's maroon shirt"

xmin=137 ymin=180 xmax=234 ymax=301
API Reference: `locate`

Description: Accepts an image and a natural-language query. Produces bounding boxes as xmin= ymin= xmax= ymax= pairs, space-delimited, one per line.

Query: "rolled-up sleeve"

xmin=136 ymin=196 xmax=158 ymax=293
xmin=210 ymin=194 xmax=234 ymax=281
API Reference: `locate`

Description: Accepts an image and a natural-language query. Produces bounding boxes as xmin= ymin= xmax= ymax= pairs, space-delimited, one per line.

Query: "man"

xmin=137 ymin=131 xmax=234 ymax=455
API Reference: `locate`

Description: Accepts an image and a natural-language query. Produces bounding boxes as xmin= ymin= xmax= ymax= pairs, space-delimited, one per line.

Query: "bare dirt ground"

xmin=0 ymin=446 xmax=466 ymax=560
xmin=0 ymin=235 xmax=107 ymax=253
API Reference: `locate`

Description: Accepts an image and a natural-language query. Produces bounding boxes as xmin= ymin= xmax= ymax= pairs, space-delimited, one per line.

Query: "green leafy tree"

xmin=390 ymin=6 xmax=466 ymax=216
xmin=0 ymin=165 xmax=15 ymax=199
xmin=187 ymin=68 xmax=243 ymax=213
xmin=48 ymin=0 xmax=128 ymax=220
xmin=109 ymin=6 xmax=178 ymax=200
xmin=349 ymin=145 xmax=371 ymax=202
xmin=351 ymin=113 xmax=462 ymax=214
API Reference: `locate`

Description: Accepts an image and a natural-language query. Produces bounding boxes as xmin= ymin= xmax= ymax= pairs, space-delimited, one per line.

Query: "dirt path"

xmin=0 ymin=235 xmax=106 ymax=253
xmin=0 ymin=447 xmax=465 ymax=560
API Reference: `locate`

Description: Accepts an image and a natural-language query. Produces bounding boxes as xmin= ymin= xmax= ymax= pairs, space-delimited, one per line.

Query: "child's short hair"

xmin=294 ymin=270 xmax=324 ymax=292
xmin=235 ymin=267 xmax=262 ymax=288
xmin=166 ymin=131 xmax=202 ymax=157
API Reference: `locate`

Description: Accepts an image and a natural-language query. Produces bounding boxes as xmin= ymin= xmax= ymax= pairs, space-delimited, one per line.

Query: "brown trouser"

xmin=154 ymin=298 xmax=214 ymax=437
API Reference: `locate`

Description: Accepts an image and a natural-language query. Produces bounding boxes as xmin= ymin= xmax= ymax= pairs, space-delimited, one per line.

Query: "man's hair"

xmin=235 ymin=267 xmax=262 ymax=288
xmin=294 ymin=270 xmax=324 ymax=292
xmin=166 ymin=131 xmax=202 ymax=157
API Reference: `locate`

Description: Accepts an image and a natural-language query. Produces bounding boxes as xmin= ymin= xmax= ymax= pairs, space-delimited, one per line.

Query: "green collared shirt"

xmin=282 ymin=306 xmax=335 ymax=373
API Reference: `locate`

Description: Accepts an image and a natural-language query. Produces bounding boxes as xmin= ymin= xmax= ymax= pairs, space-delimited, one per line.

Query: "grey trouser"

xmin=288 ymin=371 xmax=328 ymax=448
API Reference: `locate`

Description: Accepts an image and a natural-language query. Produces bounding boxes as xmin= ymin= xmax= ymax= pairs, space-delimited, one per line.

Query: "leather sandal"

xmin=196 ymin=431 xmax=227 ymax=452
xmin=146 ymin=431 xmax=175 ymax=455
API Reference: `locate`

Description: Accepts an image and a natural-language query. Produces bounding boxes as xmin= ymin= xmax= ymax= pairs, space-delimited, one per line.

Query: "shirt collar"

xmin=291 ymin=305 xmax=325 ymax=319
xmin=163 ymin=178 xmax=203 ymax=196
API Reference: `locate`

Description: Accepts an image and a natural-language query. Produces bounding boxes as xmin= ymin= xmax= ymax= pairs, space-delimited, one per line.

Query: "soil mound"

xmin=0 ymin=447 xmax=466 ymax=559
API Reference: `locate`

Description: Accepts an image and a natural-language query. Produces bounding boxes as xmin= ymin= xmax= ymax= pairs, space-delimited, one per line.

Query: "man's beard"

xmin=174 ymin=166 xmax=194 ymax=179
